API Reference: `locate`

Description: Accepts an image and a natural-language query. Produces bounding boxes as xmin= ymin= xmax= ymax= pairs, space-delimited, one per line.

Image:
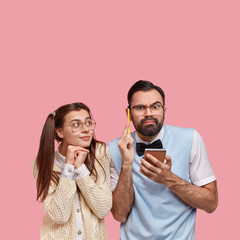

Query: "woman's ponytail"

xmin=36 ymin=113 xmax=57 ymax=201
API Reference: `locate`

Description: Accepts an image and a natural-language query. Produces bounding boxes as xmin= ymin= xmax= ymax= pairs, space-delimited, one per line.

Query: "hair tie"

xmin=50 ymin=111 xmax=56 ymax=117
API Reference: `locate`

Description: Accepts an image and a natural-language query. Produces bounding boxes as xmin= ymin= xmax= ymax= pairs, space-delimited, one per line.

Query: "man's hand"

xmin=117 ymin=123 xmax=135 ymax=166
xmin=140 ymin=153 xmax=218 ymax=213
xmin=112 ymin=123 xmax=135 ymax=223
xmin=140 ymin=153 xmax=174 ymax=185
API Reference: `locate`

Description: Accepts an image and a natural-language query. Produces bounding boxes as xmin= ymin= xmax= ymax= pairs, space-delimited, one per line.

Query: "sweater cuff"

xmin=61 ymin=164 xmax=74 ymax=179
xmin=73 ymin=164 xmax=90 ymax=180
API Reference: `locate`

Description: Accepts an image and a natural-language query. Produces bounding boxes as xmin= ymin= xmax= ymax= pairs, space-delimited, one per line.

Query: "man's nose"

xmin=145 ymin=106 xmax=153 ymax=116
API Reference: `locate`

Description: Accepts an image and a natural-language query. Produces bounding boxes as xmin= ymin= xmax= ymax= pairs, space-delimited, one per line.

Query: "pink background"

xmin=1 ymin=1 xmax=239 ymax=239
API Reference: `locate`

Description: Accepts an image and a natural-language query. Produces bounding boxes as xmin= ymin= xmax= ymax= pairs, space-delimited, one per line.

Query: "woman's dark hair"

xmin=127 ymin=80 xmax=165 ymax=106
xmin=35 ymin=102 xmax=105 ymax=201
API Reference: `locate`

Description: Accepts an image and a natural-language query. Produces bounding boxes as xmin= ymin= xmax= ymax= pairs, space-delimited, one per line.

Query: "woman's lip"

xmin=79 ymin=136 xmax=91 ymax=141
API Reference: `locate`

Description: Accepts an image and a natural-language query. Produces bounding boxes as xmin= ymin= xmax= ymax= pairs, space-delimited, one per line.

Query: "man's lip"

xmin=143 ymin=120 xmax=156 ymax=125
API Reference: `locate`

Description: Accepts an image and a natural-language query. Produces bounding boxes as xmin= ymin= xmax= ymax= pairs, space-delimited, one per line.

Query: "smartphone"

xmin=144 ymin=149 xmax=166 ymax=165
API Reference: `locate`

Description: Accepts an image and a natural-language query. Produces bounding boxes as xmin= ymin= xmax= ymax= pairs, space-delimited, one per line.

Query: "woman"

xmin=32 ymin=102 xmax=112 ymax=240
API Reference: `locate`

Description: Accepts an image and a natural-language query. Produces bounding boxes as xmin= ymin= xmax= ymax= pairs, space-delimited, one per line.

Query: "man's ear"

xmin=125 ymin=107 xmax=132 ymax=121
xmin=56 ymin=128 xmax=64 ymax=139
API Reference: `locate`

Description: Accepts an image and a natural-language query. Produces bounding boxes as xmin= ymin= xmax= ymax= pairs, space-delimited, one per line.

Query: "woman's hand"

xmin=65 ymin=145 xmax=89 ymax=169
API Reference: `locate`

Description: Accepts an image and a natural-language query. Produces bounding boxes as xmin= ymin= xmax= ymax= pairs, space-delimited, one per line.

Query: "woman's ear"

xmin=56 ymin=128 xmax=64 ymax=139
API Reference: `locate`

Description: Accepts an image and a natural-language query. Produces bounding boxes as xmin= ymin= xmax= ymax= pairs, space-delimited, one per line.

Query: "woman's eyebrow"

xmin=69 ymin=117 xmax=91 ymax=123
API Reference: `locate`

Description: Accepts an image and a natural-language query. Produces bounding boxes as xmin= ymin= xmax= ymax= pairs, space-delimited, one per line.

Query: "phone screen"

xmin=144 ymin=149 xmax=166 ymax=165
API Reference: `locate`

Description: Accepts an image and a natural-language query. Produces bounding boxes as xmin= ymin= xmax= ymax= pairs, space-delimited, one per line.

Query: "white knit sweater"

xmin=32 ymin=143 xmax=112 ymax=240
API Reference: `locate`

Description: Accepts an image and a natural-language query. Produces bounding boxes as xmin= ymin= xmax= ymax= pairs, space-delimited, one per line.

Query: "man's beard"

xmin=133 ymin=115 xmax=164 ymax=137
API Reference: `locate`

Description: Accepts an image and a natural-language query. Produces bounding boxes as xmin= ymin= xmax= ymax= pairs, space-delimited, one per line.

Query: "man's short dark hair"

xmin=127 ymin=80 xmax=165 ymax=106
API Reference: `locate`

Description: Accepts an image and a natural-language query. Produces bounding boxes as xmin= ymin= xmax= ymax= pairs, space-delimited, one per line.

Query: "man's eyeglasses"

xmin=64 ymin=119 xmax=96 ymax=133
xmin=130 ymin=102 xmax=164 ymax=116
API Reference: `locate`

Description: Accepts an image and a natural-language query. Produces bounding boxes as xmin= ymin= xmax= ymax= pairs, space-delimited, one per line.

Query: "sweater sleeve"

xmin=32 ymin=160 xmax=77 ymax=223
xmin=42 ymin=177 xmax=77 ymax=223
xmin=76 ymin=145 xmax=112 ymax=219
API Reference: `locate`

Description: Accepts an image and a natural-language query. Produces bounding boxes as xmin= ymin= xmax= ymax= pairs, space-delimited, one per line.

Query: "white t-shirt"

xmin=110 ymin=127 xmax=216 ymax=191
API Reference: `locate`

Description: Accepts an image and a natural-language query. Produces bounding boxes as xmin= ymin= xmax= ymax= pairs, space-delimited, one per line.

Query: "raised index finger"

xmin=121 ymin=123 xmax=130 ymax=137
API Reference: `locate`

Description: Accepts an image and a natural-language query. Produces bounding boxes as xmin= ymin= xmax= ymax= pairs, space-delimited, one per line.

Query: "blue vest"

xmin=109 ymin=125 xmax=196 ymax=240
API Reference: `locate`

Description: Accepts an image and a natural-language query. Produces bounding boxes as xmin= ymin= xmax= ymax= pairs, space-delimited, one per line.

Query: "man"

xmin=109 ymin=80 xmax=218 ymax=240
